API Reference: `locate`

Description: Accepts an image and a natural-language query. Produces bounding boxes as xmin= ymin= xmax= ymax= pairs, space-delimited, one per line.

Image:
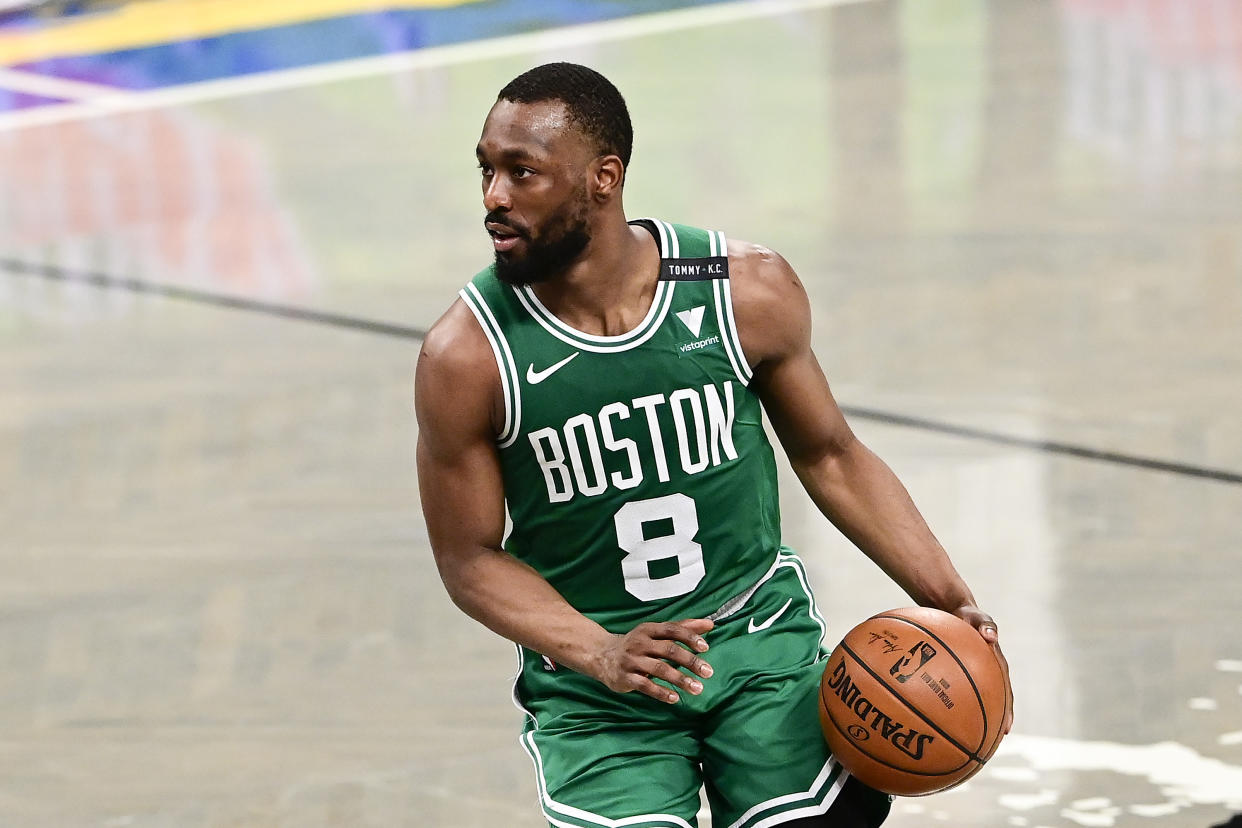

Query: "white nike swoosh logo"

xmin=526 ymin=352 xmax=579 ymax=384
xmin=747 ymin=597 xmax=793 ymax=634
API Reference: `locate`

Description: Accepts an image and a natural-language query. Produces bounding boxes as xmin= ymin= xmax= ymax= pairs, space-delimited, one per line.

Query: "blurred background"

xmin=2 ymin=0 xmax=1241 ymax=825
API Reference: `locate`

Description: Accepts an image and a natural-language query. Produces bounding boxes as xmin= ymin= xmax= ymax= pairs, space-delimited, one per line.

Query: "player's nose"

xmin=483 ymin=176 xmax=511 ymax=212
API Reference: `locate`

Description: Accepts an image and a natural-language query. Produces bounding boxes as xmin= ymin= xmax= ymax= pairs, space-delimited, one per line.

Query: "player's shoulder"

xmin=417 ymin=295 xmax=499 ymax=393
xmin=723 ymin=237 xmax=806 ymax=313
xmin=721 ymin=237 xmax=811 ymax=364
xmin=415 ymin=293 xmax=505 ymax=438
xmin=423 ymin=298 xmax=487 ymax=360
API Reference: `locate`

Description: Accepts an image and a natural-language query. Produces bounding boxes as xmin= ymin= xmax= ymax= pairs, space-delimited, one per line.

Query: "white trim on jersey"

xmin=509 ymin=645 xmax=536 ymax=725
xmin=776 ymin=552 xmax=830 ymax=654
xmin=514 ymin=279 xmax=677 ymax=354
xmin=460 ymin=283 xmax=522 ymax=447
xmin=716 ymin=243 xmax=754 ymax=385
xmin=510 ymin=217 xmax=686 ymax=353
xmin=713 ymin=278 xmax=750 ymax=387
xmin=659 ymin=218 xmax=681 ymax=258
xmin=518 ymin=730 xmax=697 ymax=828
xmin=726 ymin=758 xmax=848 ymax=828
xmin=708 ymin=229 xmax=755 ymax=387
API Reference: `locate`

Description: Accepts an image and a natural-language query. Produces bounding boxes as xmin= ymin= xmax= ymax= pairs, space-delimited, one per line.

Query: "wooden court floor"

xmin=2 ymin=1 xmax=1241 ymax=826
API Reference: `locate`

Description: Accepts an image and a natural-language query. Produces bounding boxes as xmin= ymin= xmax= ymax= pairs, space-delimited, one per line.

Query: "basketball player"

xmin=416 ymin=63 xmax=1012 ymax=828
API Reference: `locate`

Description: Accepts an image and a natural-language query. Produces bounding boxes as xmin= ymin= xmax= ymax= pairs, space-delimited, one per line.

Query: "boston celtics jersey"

xmin=459 ymin=220 xmax=782 ymax=632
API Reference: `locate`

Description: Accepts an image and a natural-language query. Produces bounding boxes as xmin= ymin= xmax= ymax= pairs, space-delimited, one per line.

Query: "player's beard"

xmin=490 ymin=187 xmax=591 ymax=287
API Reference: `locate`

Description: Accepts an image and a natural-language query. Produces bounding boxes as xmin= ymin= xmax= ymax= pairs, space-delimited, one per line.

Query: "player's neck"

xmin=529 ymin=214 xmax=659 ymax=338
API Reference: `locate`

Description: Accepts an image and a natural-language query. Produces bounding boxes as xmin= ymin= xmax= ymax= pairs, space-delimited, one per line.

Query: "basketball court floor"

xmin=2 ymin=0 xmax=1241 ymax=825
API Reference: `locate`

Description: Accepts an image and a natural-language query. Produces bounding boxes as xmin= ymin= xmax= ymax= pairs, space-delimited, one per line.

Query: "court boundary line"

xmin=0 ymin=0 xmax=872 ymax=132
xmin=5 ymin=255 xmax=1240 ymax=488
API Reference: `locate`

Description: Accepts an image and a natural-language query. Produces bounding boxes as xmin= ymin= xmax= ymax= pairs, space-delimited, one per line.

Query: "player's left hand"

xmin=953 ymin=605 xmax=1014 ymax=735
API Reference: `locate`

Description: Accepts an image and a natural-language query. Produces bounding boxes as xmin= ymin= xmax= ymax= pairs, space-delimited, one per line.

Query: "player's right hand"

xmin=595 ymin=619 xmax=714 ymax=704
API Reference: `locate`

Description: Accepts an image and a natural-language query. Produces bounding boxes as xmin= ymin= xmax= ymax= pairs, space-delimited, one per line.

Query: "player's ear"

xmin=590 ymin=155 xmax=625 ymax=202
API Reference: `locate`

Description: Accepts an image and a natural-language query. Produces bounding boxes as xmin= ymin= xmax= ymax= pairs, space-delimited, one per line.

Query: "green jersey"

xmin=460 ymin=219 xmax=783 ymax=632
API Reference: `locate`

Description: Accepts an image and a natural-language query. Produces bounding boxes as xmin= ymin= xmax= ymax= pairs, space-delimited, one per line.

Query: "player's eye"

xmin=513 ymin=167 xmax=534 ymax=179
xmin=477 ymin=163 xmax=493 ymax=177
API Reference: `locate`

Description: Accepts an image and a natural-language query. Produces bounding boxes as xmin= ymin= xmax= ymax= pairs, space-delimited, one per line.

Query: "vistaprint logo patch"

xmin=678 ymin=334 xmax=721 ymax=356
xmin=675 ymin=305 xmax=720 ymax=356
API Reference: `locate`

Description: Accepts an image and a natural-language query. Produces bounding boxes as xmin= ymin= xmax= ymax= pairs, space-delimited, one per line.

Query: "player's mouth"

xmin=486 ymin=221 xmax=525 ymax=253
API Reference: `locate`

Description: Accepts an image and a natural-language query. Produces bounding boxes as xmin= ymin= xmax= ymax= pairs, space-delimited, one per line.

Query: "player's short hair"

xmin=498 ymin=62 xmax=633 ymax=169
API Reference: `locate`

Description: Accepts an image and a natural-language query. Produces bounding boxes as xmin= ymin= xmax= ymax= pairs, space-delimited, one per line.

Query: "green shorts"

xmin=514 ymin=553 xmax=887 ymax=828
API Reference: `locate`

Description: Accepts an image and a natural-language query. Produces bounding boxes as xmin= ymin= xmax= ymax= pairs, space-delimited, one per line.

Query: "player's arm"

xmin=729 ymin=243 xmax=1013 ymax=728
xmin=415 ymin=301 xmax=712 ymax=704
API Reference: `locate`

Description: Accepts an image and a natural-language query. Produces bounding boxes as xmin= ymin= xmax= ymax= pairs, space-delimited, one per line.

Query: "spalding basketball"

xmin=817 ymin=607 xmax=1008 ymax=796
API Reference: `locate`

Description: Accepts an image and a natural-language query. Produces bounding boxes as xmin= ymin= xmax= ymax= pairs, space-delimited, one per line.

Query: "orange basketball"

xmin=817 ymin=607 xmax=1008 ymax=796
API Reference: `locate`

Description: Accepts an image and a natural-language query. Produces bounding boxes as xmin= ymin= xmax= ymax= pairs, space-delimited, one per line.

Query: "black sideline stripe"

xmin=839 ymin=405 xmax=1242 ymax=485
xmin=0 ymin=258 xmax=428 ymax=341
xmin=5 ymin=257 xmax=1241 ymax=487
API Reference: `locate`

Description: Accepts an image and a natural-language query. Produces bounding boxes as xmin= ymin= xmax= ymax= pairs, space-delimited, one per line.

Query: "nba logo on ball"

xmin=817 ymin=607 xmax=1009 ymax=796
xmin=890 ymin=641 xmax=937 ymax=683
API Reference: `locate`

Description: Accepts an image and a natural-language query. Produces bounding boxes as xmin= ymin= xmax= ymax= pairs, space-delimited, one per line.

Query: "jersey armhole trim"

xmin=658 ymin=218 xmax=680 ymax=258
xmin=709 ymin=230 xmax=755 ymax=386
xmin=459 ymin=284 xmax=522 ymax=448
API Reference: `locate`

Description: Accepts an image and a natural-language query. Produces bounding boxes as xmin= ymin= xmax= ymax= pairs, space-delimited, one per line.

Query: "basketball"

xmin=817 ymin=607 xmax=1008 ymax=796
